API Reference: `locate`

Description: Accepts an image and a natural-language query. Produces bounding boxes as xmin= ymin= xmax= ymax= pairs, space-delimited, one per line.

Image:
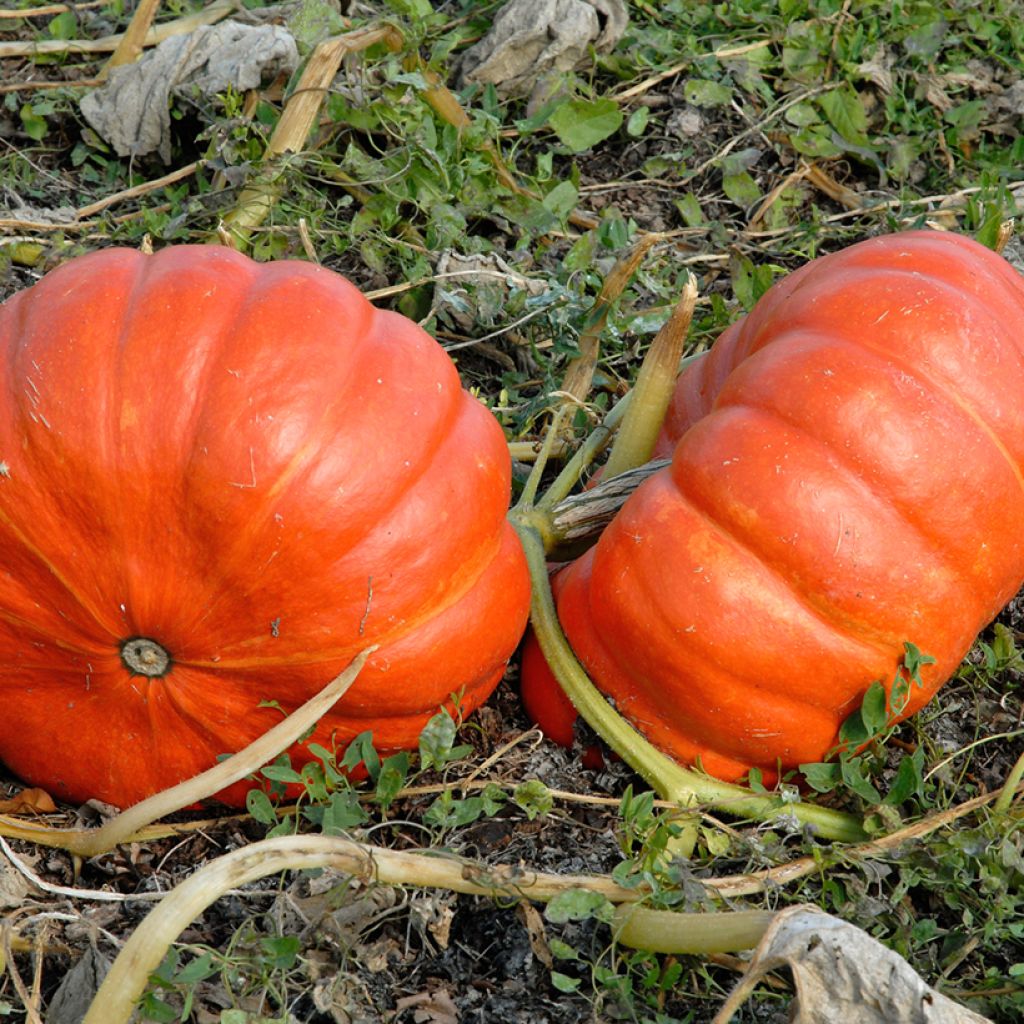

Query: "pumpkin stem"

xmin=509 ymin=519 xmax=868 ymax=843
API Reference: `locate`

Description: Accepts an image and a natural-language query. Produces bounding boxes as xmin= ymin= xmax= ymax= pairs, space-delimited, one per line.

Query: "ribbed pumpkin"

xmin=521 ymin=231 xmax=1024 ymax=781
xmin=0 ymin=246 xmax=530 ymax=808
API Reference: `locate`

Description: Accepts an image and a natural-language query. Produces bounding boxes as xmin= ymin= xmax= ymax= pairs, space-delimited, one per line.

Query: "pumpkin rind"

xmin=0 ymin=246 xmax=530 ymax=807
xmin=523 ymin=231 xmax=1024 ymax=781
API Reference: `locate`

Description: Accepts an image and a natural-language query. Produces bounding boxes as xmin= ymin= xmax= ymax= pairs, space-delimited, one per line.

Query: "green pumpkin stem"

xmin=510 ymin=519 xmax=868 ymax=843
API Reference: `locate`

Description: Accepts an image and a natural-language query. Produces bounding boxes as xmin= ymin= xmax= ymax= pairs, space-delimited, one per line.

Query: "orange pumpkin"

xmin=0 ymin=246 xmax=530 ymax=807
xmin=522 ymin=231 xmax=1024 ymax=781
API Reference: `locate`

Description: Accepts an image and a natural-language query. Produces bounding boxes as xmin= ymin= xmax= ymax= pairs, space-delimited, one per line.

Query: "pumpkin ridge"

xmin=561 ymin=545 xmax=862 ymax=771
xmin=0 ymin=266 xmax=135 ymax=640
xmin=634 ymin=469 xmax=900 ymax=665
xmin=173 ymin=295 xmax=468 ymax=646
xmin=837 ymin=315 xmax=1024 ymax=502
xmin=703 ymin=363 xmax=1009 ymax=608
xmin=0 ymin=501 xmax=120 ymax=641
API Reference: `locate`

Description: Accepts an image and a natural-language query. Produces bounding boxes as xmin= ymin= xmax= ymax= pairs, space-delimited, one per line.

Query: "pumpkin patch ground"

xmin=2 ymin=3 xmax=1024 ymax=1023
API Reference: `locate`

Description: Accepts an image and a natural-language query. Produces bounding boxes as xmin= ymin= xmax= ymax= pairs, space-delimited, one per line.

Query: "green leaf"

xmin=424 ymin=790 xmax=488 ymax=829
xmin=286 ymin=0 xmax=348 ymax=53
xmin=789 ymin=124 xmax=843 ymax=158
xmin=548 ymin=97 xmax=623 ymax=153
xmin=548 ymin=938 xmax=579 ymax=961
xmin=884 ymin=746 xmax=925 ymax=805
xmin=19 ymin=104 xmax=47 ymax=142
xmin=261 ymin=764 xmax=304 ymax=784
xmin=626 ymin=106 xmax=649 ymax=136
xmin=545 ymin=889 xmax=615 ymax=924
xmin=543 ymin=180 xmax=579 ymax=223
xmin=784 ymin=100 xmax=822 ymax=128
xmin=46 ymin=10 xmax=77 ymax=38
xmin=246 ymin=788 xmax=278 ymax=825
xmin=513 ymin=779 xmax=554 ymax=820
xmin=342 ymin=731 xmax=380 ymax=780
xmin=902 ymin=642 xmax=935 ymax=685
xmin=674 ymin=192 xmax=705 ymax=227
xmin=173 ymin=952 xmax=218 ymax=984
xmin=551 ymin=971 xmax=582 ymax=993
xmin=818 ymin=86 xmax=872 ymax=150
xmin=860 ymin=680 xmax=889 ymax=735
xmin=419 ymin=708 xmax=458 ymax=771
xmin=321 ymin=790 xmax=368 ymax=833
xmin=260 ymin=935 xmax=301 ymax=969
xmin=800 ymin=761 xmax=841 ymax=793
xmin=722 ymin=169 xmax=760 ymax=206
xmin=138 ymin=995 xmax=178 ymax=1023
xmin=374 ymin=752 xmax=409 ymax=809
xmin=840 ymin=756 xmax=882 ymax=804
xmin=683 ymin=79 xmax=732 ymax=107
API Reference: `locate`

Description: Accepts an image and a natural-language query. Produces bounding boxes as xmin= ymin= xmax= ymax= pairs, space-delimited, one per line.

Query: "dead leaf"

xmin=45 ymin=947 xmax=111 ymax=1024
xmin=517 ymin=900 xmax=553 ymax=969
xmin=712 ymin=905 xmax=992 ymax=1024
xmin=459 ymin=0 xmax=628 ymax=100
xmin=856 ymin=45 xmax=895 ymax=94
xmin=0 ymin=787 xmax=57 ymax=814
xmin=80 ymin=20 xmax=298 ymax=162
xmin=393 ymin=988 xmax=459 ymax=1024
xmin=434 ymin=251 xmax=546 ymax=332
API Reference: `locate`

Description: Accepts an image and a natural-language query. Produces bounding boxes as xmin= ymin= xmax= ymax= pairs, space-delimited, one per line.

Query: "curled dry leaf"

xmin=712 ymin=905 xmax=992 ymax=1024
xmin=80 ymin=21 xmax=299 ymax=161
xmin=460 ymin=0 xmax=628 ymax=99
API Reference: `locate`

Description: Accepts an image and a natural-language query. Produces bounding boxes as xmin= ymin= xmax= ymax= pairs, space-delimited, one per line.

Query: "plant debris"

xmin=714 ymin=905 xmax=993 ymax=1024
xmin=460 ymin=0 xmax=628 ymax=102
xmin=80 ymin=21 xmax=298 ymax=161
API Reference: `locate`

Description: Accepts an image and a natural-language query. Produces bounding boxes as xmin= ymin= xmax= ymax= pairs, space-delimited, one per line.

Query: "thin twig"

xmin=0 ymin=78 xmax=102 ymax=94
xmin=75 ymin=160 xmax=202 ymax=218
xmin=0 ymin=0 xmax=105 ymax=17
xmin=0 ymin=835 xmax=277 ymax=905
xmin=0 ymin=927 xmax=44 ymax=1024
xmin=0 ymin=0 xmax=233 ymax=58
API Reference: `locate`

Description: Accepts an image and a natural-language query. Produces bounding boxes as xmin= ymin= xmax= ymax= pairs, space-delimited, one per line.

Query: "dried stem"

xmin=0 ymin=0 xmax=232 ymax=58
xmin=100 ymin=0 xmax=161 ymax=78
xmin=0 ymin=0 xmax=105 ymax=17
xmin=80 ymin=833 xmax=748 ymax=1024
xmin=559 ymin=235 xmax=658 ymax=404
xmin=77 ymin=161 xmax=201 ymax=219
xmin=602 ymin=277 xmax=697 ymax=478
xmin=217 ymin=26 xmax=404 ymax=248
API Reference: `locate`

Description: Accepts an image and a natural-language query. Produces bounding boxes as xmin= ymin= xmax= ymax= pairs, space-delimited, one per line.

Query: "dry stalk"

xmin=80 ymin=778 xmax=1023 ymax=1024
xmin=559 ymin=235 xmax=659 ymax=404
xmin=76 ymin=160 xmax=202 ymax=219
xmin=0 ymin=78 xmax=102 ymax=93
xmin=0 ymin=0 xmax=232 ymax=58
xmin=99 ymin=0 xmax=161 ymax=79
xmin=602 ymin=277 xmax=698 ymax=478
xmin=217 ymin=25 xmax=404 ymax=248
xmin=747 ymin=163 xmax=811 ymax=230
xmin=804 ymin=162 xmax=864 ymax=210
xmin=0 ymin=0 xmax=105 ymax=16
xmin=76 ymin=834 xmax=697 ymax=1024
